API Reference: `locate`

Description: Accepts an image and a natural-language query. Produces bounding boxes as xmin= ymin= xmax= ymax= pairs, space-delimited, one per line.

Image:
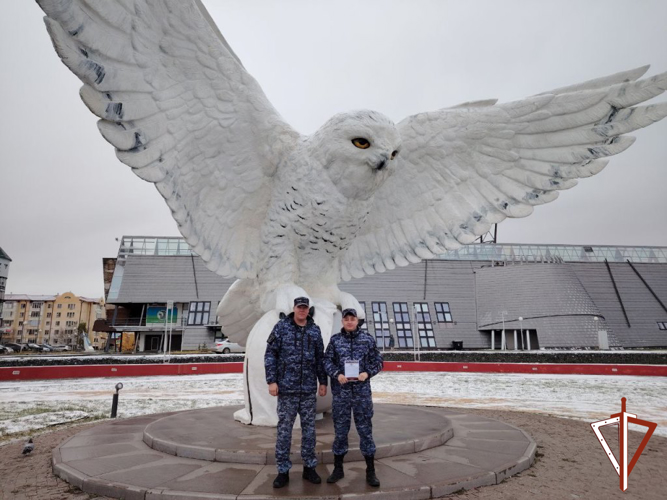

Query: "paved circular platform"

xmin=143 ymin=404 xmax=453 ymax=464
xmin=53 ymin=404 xmax=536 ymax=499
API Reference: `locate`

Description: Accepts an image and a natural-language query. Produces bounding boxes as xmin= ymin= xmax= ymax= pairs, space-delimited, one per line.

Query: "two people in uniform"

xmin=264 ymin=297 xmax=383 ymax=489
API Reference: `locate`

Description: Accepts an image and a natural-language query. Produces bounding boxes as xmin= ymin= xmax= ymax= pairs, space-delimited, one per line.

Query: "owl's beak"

xmin=375 ymin=153 xmax=390 ymax=171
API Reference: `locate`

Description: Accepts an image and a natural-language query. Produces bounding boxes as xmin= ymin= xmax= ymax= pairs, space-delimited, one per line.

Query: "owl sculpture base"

xmin=233 ymin=300 xmax=338 ymax=426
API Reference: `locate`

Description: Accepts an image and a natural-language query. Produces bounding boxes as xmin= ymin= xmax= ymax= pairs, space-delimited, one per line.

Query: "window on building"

xmin=18 ymin=321 xmax=23 ymax=326
xmin=57 ymin=304 xmax=62 ymax=309
xmin=392 ymin=302 xmax=413 ymax=348
xmin=66 ymin=312 xmax=75 ymax=318
xmin=46 ymin=313 xmax=52 ymax=318
xmin=434 ymin=302 xmax=453 ymax=323
xmin=47 ymin=303 xmax=52 ymax=309
xmin=371 ymin=302 xmax=391 ymax=348
xmin=414 ymin=302 xmax=436 ymax=348
xmin=20 ymin=312 xmax=24 ymax=318
xmin=55 ymin=321 xmax=60 ymax=326
xmin=21 ymin=304 xmax=26 ymax=309
xmin=56 ymin=312 xmax=61 ymax=318
xmin=68 ymin=304 xmax=76 ymax=310
xmin=659 ymin=322 xmax=667 ymax=331
xmin=32 ymin=302 xmax=43 ymax=309
xmin=187 ymin=302 xmax=211 ymax=325
xmin=30 ymin=311 xmax=40 ymax=318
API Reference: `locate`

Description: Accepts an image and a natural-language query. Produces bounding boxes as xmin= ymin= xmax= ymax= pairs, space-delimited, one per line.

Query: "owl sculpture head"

xmin=311 ymin=110 xmax=401 ymax=201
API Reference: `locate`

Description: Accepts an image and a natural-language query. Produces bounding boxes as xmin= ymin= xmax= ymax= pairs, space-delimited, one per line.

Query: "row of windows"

xmin=188 ymin=301 xmax=211 ymax=326
xmin=11 ymin=302 xmax=78 ymax=310
xmin=361 ymin=301 xmax=454 ymax=348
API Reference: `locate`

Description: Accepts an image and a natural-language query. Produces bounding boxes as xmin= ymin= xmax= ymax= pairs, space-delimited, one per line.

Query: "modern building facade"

xmin=106 ymin=236 xmax=667 ymax=352
xmin=1 ymin=292 xmax=106 ymax=348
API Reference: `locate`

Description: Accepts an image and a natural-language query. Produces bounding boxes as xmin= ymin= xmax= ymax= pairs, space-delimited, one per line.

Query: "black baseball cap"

xmin=342 ymin=308 xmax=357 ymax=317
xmin=294 ymin=297 xmax=310 ymax=307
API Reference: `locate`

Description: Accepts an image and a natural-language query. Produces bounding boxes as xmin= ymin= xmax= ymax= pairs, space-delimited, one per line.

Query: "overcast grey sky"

xmin=1 ymin=0 xmax=666 ymax=298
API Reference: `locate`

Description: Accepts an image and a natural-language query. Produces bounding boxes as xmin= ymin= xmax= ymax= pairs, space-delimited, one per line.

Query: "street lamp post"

xmin=412 ymin=305 xmax=420 ymax=362
xmin=501 ymin=311 xmax=507 ymax=351
xmin=110 ymin=382 xmax=123 ymax=418
xmin=388 ymin=318 xmax=394 ymax=353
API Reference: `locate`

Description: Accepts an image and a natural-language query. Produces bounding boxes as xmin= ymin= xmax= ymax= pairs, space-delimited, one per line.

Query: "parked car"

xmin=27 ymin=343 xmax=50 ymax=352
xmin=0 ymin=345 xmax=14 ymax=354
xmin=3 ymin=342 xmax=25 ymax=352
xmin=211 ymin=339 xmax=245 ymax=354
xmin=42 ymin=343 xmax=70 ymax=352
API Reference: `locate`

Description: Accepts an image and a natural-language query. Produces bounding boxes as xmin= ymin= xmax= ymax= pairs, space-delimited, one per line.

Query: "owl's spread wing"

xmin=38 ymin=0 xmax=300 ymax=279
xmin=340 ymin=67 xmax=667 ymax=280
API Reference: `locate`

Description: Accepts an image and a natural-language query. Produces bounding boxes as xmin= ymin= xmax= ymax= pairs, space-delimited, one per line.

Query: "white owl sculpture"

xmin=38 ymin=0 xmax=667 ymax=425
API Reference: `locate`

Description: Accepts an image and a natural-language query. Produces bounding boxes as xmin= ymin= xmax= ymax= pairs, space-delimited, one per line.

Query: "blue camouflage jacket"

xmin=264 ymin=313 xmax=327 ymax=395
xmin=323 ymin=327 xmax=383 ymax=396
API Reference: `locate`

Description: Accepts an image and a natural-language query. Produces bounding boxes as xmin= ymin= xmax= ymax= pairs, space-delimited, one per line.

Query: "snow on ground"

xmin=371 ymin=372 xmax=667 ymax=436
xmin=0 ymin=372 xmax=664 ymax=439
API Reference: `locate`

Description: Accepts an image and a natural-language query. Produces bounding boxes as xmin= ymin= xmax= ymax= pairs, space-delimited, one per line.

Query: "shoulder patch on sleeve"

xmin=267 ymin=332 xmax=276 ymax=344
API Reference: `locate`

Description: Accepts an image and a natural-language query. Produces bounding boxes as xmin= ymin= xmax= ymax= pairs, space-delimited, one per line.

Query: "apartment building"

xmin=0 ymin=247 xmax=10 ymax=320
xmin=1 ymin=292 xmax=105 ymax=348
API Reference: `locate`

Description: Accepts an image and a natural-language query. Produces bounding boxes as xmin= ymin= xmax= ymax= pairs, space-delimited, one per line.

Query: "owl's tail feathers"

xmin=217 ymin=279 xmax=263 ymax=347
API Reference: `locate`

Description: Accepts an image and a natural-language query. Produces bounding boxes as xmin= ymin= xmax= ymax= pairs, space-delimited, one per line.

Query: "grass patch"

xmin=12 ymin=407 xmax=58 ymax=418
xmin=0 ymin=414 xmax=107 ymax=444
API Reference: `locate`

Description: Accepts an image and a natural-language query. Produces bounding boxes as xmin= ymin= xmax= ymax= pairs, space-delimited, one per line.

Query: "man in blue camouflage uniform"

xmin=323 ymin=308 xmax=383 ymax=487
xmin=265 ymin=297 xmax=328 ymax=489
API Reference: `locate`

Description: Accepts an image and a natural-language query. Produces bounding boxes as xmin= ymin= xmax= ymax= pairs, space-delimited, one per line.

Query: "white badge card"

xmin=345 ymin=360 xmax=360 ymax=380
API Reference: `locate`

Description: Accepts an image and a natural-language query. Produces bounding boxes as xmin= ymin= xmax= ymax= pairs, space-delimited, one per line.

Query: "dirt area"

xmin=444 ymin=408 xmax=666 ymax=500
xmin=0 ymin=408 xmax=663 ymax=500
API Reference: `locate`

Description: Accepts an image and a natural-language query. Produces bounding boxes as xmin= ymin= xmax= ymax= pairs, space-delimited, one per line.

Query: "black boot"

xmin=302 ymin=466 xmax=322 ymax=484
xmin=273 ymin=472 xmax=289 ymax=488
xmin=327 ymin=454 xmax=345 ymax=483
xmin=364 ymin=455 xmax=380 ymax=487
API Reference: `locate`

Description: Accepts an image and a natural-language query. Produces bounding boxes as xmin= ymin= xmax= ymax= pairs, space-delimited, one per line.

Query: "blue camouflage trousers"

xmin=332 ymin=387 xmax=376 ymax=457
xmin=276 ymin=393 xmax=318 ymax=473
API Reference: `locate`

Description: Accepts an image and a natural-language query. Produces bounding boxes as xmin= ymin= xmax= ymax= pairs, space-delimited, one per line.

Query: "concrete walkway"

xmin=52 ymin=404 xmax=535 ymax=499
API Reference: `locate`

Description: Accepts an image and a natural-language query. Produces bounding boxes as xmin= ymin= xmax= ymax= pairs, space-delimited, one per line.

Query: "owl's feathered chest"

xmin=266 ymin=161 xmax=372 ymax=258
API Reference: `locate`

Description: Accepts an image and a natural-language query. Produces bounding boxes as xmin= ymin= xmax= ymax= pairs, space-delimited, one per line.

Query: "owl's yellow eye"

xmin=352 ymin=138 xmax=370 ymax=149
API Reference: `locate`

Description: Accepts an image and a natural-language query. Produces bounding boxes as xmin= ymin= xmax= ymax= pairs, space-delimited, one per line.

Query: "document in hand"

xmin=345 ymin=360 xmax=360 ymax=380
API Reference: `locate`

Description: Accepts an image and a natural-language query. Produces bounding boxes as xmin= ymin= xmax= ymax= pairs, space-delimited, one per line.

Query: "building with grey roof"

xmin=106 ymin=236 xmax=667 ymax=352
xmin=0 ymin=247 xmax=11 ymax=322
